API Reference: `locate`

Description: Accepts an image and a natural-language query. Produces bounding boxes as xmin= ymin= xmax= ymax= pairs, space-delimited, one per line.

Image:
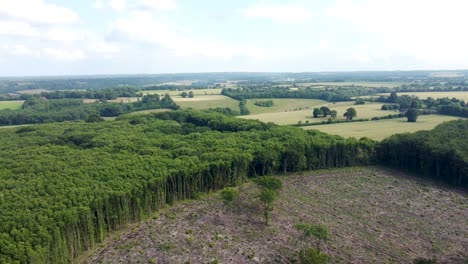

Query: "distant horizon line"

xmin=1 ymin=69 xmax=468 ymax=79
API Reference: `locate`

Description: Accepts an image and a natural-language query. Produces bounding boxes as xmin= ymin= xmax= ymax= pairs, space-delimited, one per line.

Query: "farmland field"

xmin=123 ymin=109 xmax=173 ymax=115
xmin=245 ymin=98 xmax=327 ymax=114
xmin=305 ymin=115 xmax=464 ymax=140
xmin=142 ymin=88 xmax=222 ymax=96
xmin=300 ymin=82 xmax=404 ymax=88
xmin=242 ymin=102 xmax=387 ymax=125
xmin=0 ymin=100 xmax=23 ymax=110
xmin=378 ymin=91 xmax=468 ymax=101
xmin=107 ymin=97 xmax=140 ymax=103
xmin=83 ymin=167 xmax=467 ymax=264
xmin=173 ymin=95 xmax=239 ymax=110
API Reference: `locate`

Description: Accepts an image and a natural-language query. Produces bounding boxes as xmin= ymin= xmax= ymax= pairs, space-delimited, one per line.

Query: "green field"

xmin=245 ymin=98 xmax=327 ymax=114
xmin=142 ymin=88 xmax=222 ymax=96
xmin=0 ymin=100 xmax=23 ymax=110
xmin=242 ymin=102 xmax=388 ymax=125
xmin=378 ymin=91 xmax=468 ymax=101
xmin=305 ymin=115 xmax=464 ymax=140
xmin=173 ymin=95 xmax=239 ymax=110
xmin=83 ymin=167 xmax=467 ymax=263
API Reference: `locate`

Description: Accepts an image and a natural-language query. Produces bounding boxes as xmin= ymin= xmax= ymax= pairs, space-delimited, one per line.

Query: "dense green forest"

xmin=376 ymin=92 xmax=467 ymax=118
xmin=378 ymin=119 xmax=468 ymax=186
xmin=221 ymin=87 xmax=374 ymax=102
xmin=0 ymin=94 xmax=178 ymax=125
xmin=0 ymin=111 xmax=376 ymax=263
xmin=0 ymin=109 xmax=466 ymax=263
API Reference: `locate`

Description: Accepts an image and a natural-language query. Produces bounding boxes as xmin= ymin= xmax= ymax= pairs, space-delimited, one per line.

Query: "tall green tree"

xmin=313 ymin=108 xmax=323 ymax=118
xmin=406 ymin=108 xmax=418 ymax=122
xmin=320 ymin=107 xmax=330 ymax=117
xmin=343 ymin=108 xmax=357 ymax=120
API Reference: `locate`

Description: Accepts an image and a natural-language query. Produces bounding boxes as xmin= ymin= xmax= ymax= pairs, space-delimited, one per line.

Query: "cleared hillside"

xmin=83 ymin=167 xmax=468 ymax=264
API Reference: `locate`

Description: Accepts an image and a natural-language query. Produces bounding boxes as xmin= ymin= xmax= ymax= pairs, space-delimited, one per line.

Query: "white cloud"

xmin=139 ymin=0 xmax=176 ymax=11
xmin=93 ymin=0 xmax=105 ymax=9
xmin=42 ymin=48 xmax=85 ymax=61
xmin=3 ymin=44 xmax=39 ymax=56
xmin=94 ymin=0 xmax=176 ymax=12
xmin=243 ymin=3 xmax=311 ymax=23
xmin=326 ymin=0 xmax=468 ymax=62
xmin=90 ymin=42 xmax=121 ymax=54
xmin=110 ymin=11 xmax=264 ymax=59
xmin=45 ymin=28 xmax=88 ymax=44
xmin=0 ymin=0 xmax=79 ymax=25
xmin=0 ymin=20 xmax=39 ymax=37
xmin=109 ymin=0 xmax=127 ymax=11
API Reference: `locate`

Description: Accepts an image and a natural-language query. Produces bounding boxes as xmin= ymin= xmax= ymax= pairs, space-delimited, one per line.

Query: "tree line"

xmin=0 ymin=94 xmax=178 ymax=126
xmin=378 ymin=119 xmax=467 ymax=186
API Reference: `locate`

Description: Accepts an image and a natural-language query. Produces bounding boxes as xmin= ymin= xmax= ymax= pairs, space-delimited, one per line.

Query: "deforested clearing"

xmin=83 ymin=167 xmax=467 ymax=264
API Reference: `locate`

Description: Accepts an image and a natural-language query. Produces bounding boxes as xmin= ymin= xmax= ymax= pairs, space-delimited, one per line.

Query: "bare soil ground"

xmin=82 ymin=167 xmax=468 ymax=264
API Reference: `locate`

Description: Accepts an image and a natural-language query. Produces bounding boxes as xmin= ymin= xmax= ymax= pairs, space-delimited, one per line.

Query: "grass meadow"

xmin=245 ymin=98 xmax=327 ymax=114
xmin=304 ymin=115 xmax=464 ymax=140
xmin=378 ymin=91 xmax=468 ymax=101
xmin=0 ymin=100 xmax=24 ymax=110
xmin=242 ymin=102 xmax=387 ymax=125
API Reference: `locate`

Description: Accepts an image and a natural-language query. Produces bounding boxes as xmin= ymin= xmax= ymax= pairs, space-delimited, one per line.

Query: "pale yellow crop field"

xmin=378 ymin=91 xmax=468 ymax=101
xmin=304 ymin=115 xmax=464 ymax=141
xmin=142 ymin=88 xmax=222 ymax=96
xmin=241 ymin=102 xmax=388 ymax=125
xmin=173 ymin=95 xmax=239 ymax=110
xmin=245 ymin=99 xmax=327 ymax=114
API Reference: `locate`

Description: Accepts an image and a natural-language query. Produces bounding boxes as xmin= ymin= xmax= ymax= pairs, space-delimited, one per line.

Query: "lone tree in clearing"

xmin=254 ymin=176 xmax=283 ymax=224
xmin=181 ymin=92 xmax=188 ymax=98
xmin=343 ymin=107 xmax=357 ymax=120
xmin=188 ymin=91 xmax=194 ymax=98
xmin=295 ymin=223 xmax=330 ymax=264
xmin=330 ymin=110 xmax=337 ymax=119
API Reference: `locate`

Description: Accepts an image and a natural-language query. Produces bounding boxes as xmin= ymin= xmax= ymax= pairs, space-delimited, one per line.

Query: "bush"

xmin=413 ymin=257 xmax=438 ymax=264
xmin=298 ymin=248 xmax=329 ymax=264
xmin=220 ymin=187 xmax=239 ymax=207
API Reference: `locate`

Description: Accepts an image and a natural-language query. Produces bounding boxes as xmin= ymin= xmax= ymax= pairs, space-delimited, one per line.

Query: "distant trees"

xmin=330 ymin=110 xmax=337 ymax=119
xmin=239 ymin=99 xmax=250 ymax=115
xmin=254 ymin=100 xmax=274 ymax=107
xmin=320 ymin=107 xmax=331 ymax=117
xmin=406 ymin=108 xmax=418 ymax=122
xmin=188 ymin=91 xmax=194 ymax=98
xmin=343 ymin=108 xmax=357 ymax=120
xmin=181 ymin=92 xmax=188 ymax=98
xmin=313 ymin=108 xmax=322 ymax=118
xmin=355 ymin=98 xmax=365 ymax=105
xmin=387 ymin=91 xmax=398 ymax=103
xmin=381 ymin=104 xmax=399 ymax=110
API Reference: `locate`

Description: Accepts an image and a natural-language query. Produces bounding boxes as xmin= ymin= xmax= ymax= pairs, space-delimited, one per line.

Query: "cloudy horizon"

xmin=1 ymin=0 xmax=468 ymax=76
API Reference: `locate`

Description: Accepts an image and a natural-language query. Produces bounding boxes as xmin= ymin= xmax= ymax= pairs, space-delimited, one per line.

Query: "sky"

xmin=1 ymin=0 xmax=468 ymax=76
